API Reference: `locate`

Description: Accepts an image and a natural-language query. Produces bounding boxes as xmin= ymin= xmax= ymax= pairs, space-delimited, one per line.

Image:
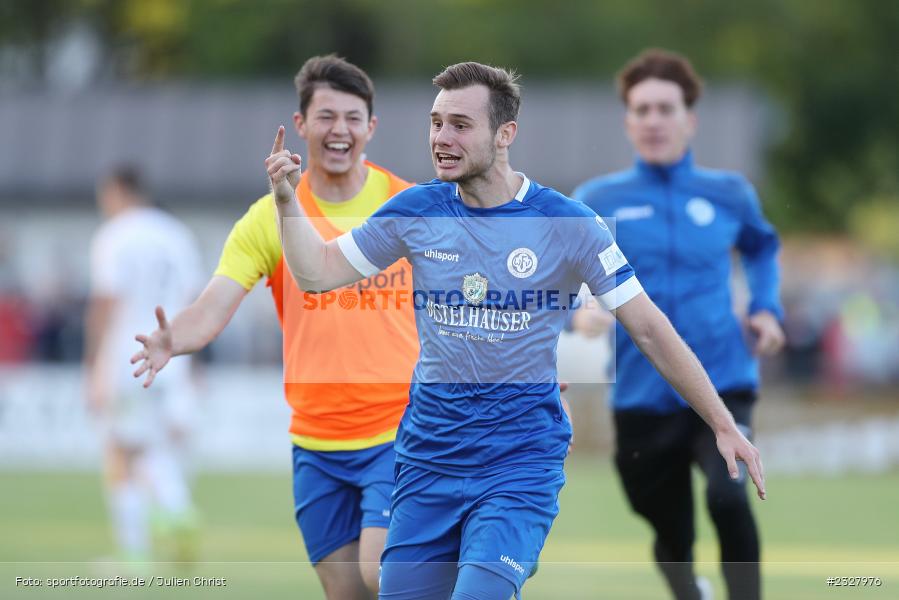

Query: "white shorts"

xmin=102 ymin=382 xmax=197 ymax=448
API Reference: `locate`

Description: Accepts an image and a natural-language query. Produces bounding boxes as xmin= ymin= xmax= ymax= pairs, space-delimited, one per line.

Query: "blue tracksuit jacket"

xmin=573 ymin=151 xmax=783 ymax=413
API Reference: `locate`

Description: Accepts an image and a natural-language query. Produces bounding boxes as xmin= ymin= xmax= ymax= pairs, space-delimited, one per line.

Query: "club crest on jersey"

xmin=507 ymin=247 xmax=538 ymax=278
xmin=686 ymin=197 xmax=715 ymax=226
xmin=462 ymin=273 xmax=488 ymax=305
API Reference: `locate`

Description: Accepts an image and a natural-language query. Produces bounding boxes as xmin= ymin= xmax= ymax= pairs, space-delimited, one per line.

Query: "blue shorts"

xmin=379 ymin=462 xmax=565 ymax=596
xmin=292 ymin=441 xmax=396 ymax=564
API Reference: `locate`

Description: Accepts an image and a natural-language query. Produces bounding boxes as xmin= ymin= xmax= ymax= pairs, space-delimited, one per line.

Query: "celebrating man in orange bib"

xmin=132 ymin=55 xmax=417 ymax=600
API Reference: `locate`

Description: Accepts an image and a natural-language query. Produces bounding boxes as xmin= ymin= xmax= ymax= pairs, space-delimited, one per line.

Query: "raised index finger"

xmin=272 ymin=125 xmax=285 ymax=155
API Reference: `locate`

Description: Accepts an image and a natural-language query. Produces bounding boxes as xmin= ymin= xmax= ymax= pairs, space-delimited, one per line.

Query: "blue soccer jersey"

xmin=574 ymin=151 xmax=783 ymax=413
xmin=337 ymin=174 xmax=642 ymax=475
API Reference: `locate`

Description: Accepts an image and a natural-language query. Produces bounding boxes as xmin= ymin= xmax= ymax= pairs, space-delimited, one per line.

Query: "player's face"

xmin=96 ymin=180 xmax=123 ymax=218
xmin=429 ymin=85 xmax=497 ymax=183
xmin=625 ymin=78 xmax=696 ymax=166
xmin=296 ymin=86 xmax=376 ymax=175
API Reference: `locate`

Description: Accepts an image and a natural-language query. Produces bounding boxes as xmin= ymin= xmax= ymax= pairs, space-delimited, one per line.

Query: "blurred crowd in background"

xmin=1 ymin=0 xmax=897 ymax=397
xmin=3 ymin=235 xmax=898 ymax=395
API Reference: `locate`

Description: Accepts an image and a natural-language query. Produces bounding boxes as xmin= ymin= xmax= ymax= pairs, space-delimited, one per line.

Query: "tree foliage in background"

xmin=2 ymin=0 xmax=896 ymax=234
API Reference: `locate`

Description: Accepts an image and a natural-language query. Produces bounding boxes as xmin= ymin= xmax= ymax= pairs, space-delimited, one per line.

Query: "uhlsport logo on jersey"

xmin=462 ymin=273 xmax=488 ymax=305
xmin=686 ymin=197 xmax=715 ymax=226
xmin=424 ymin=248 xmax=460 ymax=262
xmin=500 ymin=554 xmax=525 ymax=575
xmin=507 ymin=247 xmax=538 ymax=278
xmin=595 ymin=215 xmax=609 ymax=230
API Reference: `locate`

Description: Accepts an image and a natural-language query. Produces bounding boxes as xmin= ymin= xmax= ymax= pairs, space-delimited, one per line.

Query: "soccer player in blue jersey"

xmin=573 ymin=49 xmax=785 ymax=600
xmin=265 ymin=61 xmax=766 ymax=600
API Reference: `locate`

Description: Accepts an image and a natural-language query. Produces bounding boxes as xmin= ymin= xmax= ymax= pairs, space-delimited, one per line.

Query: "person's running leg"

xmin=457 ymin=467 xmax=566 ymax=600
xmin=615 ymin=409 xmax=703 ymax=600
xmin=451 ymin=564 xmax=516 ymax=600
xmin=357 ymin=442 xmax=397 ymax=594
xmin=293 ymin=445 xmax=370 ymax=600
xmin=694 ymin=390 xmax=760 ymax=600
xmin=104 ymin=440 xmax=151 ymax=561
xmin=379 ymin=463 xmax=463 ymax=600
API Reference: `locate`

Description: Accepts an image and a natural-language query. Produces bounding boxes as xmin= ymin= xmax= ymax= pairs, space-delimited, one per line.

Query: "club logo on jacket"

xmin=506 ymin=247 xmax=538 ymax=278
xmin=686 ymin=197 xmax=715 ymax=226
xmin=462 ymin=273 xmax=489 ymax=305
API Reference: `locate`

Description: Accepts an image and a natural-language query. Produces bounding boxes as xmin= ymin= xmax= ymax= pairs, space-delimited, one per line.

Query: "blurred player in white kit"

xmin=83 ymin=165 xmax=203 ymax=563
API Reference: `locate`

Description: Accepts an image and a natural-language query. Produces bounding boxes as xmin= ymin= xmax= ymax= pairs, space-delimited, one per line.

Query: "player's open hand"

xmin=716 ymin=426 xmax=766 ymax=500
xmin=131 ymin=306 xmax=173 ymax=388
xmin=266 ymin=125 xmax=302 ymax=204
xmin=746 ymin=310 xmax=785 ymax=357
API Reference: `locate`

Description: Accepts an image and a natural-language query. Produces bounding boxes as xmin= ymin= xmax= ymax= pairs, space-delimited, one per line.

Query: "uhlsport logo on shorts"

xmin=462 ymin=273 xmax=488 ymax=305
xmin=500 ymin=554 xmax=525 ymax=575
xmin=507 ymin=247 xmax=538 ymax=278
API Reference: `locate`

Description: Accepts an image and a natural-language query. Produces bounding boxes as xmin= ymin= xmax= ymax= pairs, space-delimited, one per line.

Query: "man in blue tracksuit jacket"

xmin=573 ymin=49 xmax=785 ymax=600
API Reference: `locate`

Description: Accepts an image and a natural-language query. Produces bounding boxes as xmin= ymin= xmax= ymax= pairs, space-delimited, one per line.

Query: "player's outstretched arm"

xmin=83 ymin=295 xmax=118 ymax=413
xmin=131 ymin=276 xmax=246 ymax=388
xmin=266 ymin=126 xmax=364 ymax=292
xmin=613 ymin=292 xmax=766 ymax=500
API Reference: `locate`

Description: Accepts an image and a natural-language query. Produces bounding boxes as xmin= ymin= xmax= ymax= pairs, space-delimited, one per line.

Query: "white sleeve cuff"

xmin=597 ymin=276 xmax=644 ymax=310
xmin=336 ymin=231 xmax=381 ymax=278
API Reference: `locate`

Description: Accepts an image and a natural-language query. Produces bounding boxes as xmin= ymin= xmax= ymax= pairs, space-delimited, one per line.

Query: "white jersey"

xmin=90 ymin=206 xmax=203 ymax=393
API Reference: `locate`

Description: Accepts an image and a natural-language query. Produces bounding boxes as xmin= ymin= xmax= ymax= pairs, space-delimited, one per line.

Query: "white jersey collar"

xmin=454 ymin=172 xmax=530 ymax=203
xmin=513 ymin=172 xmax=530 ymax=202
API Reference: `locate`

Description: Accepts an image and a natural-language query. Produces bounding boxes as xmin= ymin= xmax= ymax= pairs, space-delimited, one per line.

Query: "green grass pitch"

xmin=3 ymin=457 xmax=897 ymax=598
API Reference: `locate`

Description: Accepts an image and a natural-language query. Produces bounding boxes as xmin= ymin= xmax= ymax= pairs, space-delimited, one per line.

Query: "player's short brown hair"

xmin=432 ymin=62 xmax=521 ymax=131
xmin=104 ymin=164 xmax=145 ymax=196
xmin=294 ymin=54 xmax=374 ymax=117
xmin=617 ymin=49 xmax=703 ymax=108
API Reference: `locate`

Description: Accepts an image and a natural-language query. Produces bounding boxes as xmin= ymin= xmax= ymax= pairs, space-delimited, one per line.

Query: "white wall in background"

xmin=0 ymin=365 xmax=290 ymax=472
xmin=2 ymin=365 xmax=898 ymax=475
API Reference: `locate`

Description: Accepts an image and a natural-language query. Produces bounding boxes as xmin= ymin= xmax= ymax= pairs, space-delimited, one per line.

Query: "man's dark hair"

xmin=105 ymin=164 xmax=145 ymax=197
xmin=432 ymin=62 xmax=521 ymax=131
xmin=617 ymin=49 xmax=703 ymax=108
xmin=294 ymin=54 xmax=375 ymax=117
